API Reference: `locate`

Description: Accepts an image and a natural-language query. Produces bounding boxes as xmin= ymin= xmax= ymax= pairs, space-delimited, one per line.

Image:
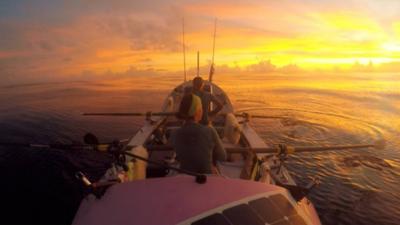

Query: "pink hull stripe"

xmin=73 ymin=176 xmax=282 ymax=225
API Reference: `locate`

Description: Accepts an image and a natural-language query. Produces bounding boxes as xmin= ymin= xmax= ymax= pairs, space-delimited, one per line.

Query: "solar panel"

xmin=272 ymin=219 xmax=291 ymax=225
xmin=191 ymin=213 xmax=231 ymax=225
xmin=288 ymin=214 xmax=307 ymax=225
xmin=249 ymin=197 xmax=285 ymax=223
xmin=191 ymin=194 xmax=307 ymax=225
xmin=223 ymin=204 xmax=264 ymax=225
xmin=269 ymin=194 xmax=298 ymax=217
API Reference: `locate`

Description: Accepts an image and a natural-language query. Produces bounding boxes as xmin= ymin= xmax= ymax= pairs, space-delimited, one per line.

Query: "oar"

xmin=83 ymin=111 xmax=291 ymax=120
xmin=228 ymin=140 xmax=386 ymax=154
xmin=0 ymin=132 xmax=129 ymax=151
xmin=237 ymin=114 xmax=293 ymax=120
xmin=0 ymin=142 xmax=96 ymax=150
xmin=287 ymin=139 xmax=385 ymax=153
xmin=82 ymin=112 xmax=175 ymax=116
xmin=233 ymin=112 xmax=294 ymax=120
xmin=0 ymin=139 xmax=129 ymax=151
xmin=145 ymin=139 xmax=385 ymax=154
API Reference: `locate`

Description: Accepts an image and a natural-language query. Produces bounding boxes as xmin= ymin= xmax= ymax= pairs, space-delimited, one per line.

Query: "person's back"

xmin=192 ymin=77 xmax=223 ymax=125
xmin=170 ymin=93 xmax=226 ymax=174
xmin=171 ymin=122 xmax=225 ymax=174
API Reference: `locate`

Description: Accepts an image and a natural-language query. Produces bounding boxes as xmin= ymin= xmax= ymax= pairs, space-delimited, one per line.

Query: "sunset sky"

xmin=1 ymin=0 xmax=400 ymax=83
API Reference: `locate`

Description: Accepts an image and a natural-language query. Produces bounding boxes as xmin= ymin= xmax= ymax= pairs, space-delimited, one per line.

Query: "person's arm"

xmin=210 ymin=127 xmax=227 ymax=161
xmin=209 ymin=94 xmax=223 ymax=117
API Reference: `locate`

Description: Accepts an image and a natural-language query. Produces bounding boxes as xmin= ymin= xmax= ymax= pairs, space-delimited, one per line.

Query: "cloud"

xmin=3 ymin=57 xmax=400 ymax=86
xmin=96 ymin=14 xmax=182 ymax=52
xmin=246 ymin=60 xmax=277 ymax=73
xmin=1 ymin=0 xmax=400 ymax=84
xmin=0 ymin=2 xmax=188 ymax=82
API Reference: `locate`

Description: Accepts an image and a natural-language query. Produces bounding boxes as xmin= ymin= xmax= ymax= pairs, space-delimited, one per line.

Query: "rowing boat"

xmin=72 ymin=80 xmax=322 ymax=225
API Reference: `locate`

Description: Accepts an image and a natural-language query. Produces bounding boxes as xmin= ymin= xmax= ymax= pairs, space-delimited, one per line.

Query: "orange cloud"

xmin=1 ymin=0 xmax=400 ymax=85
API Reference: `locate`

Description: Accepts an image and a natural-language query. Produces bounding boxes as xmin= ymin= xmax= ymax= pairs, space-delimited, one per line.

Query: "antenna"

xmin=182 ymin=18 xmax=187 ymax=82
xmin=209 ymin=18 xmax=217 ymax=82
xmin=197 ymin=51 xmax=200 ymax=77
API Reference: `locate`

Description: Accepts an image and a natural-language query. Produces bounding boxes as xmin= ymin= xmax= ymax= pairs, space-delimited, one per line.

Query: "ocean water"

xmin=0 ymin=73 xmax=399 ymax=225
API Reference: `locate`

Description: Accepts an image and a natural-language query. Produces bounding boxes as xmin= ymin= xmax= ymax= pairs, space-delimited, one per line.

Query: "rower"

xmin=169 ymin=93 xmax=227 ymax=174
xmin=192 ymin=76 xmax=223 ymax=126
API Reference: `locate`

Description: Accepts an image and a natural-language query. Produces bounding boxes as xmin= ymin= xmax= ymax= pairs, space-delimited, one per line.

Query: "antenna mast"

xmin=197 ymin=51 xmax=200 ymax=77
xmin=209 ymin=18 xmax=217 ymax=82
xmin=182 ymin=18 xmax=187 ymax=82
